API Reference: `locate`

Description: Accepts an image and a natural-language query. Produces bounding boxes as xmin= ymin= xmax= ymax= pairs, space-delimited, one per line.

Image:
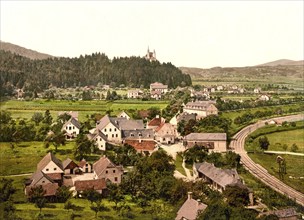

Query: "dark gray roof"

xmin=122 ymin=129 xmax=154 ymax=139
xmin=37 ymin=152 xmax=63 ymax=171
xmin=87 ymin=129 xmax=108 ymax=141
xmin=184 ymin=100 xmax=216 ymax=109
xmin=196 ymin=162 xmax=240 ymax=188
xmin=176 ymin=197 xmax=207 ymax=220
xmin=63 ymin=117 xmax=81 ymax=129
xmin=177 ymin=112 xmax=196 ymax=123
xmin=184 ymin=133 xmax=226 ymax=141
xmin=97 ymin=115 xmax=144 ymax=131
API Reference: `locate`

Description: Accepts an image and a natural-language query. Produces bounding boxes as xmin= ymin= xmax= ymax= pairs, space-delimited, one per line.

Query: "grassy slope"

xmin=248 ymin=154 xmax=304 ymax=194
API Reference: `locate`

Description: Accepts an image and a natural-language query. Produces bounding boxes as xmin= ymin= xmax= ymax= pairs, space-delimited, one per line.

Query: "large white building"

xmin=183 ymin=133 xmax=227 ymax=152
xmin=183 ymin=101 xmax=218 ymax=119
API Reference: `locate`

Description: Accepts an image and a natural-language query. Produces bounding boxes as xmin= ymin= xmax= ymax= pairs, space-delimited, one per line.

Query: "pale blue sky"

xmin=1 ymin=1 xmax=303 ymax=68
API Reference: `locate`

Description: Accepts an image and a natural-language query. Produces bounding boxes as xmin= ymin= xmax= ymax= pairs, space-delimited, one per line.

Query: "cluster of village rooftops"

xmin=61 ymin=99 xmax=222 ymax=153
xmin=25 ymin=97 xmax=299 ymax=219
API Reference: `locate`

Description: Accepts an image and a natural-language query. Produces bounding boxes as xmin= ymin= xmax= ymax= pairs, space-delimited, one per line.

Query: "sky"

xmin=0 ymin=1 xmax=303 ymax=68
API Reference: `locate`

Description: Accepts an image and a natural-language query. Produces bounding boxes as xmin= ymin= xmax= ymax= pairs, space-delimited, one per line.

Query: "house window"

xmin=112 ymin=134 xmax=114 ymax=138
xmin=73 ymin=126 xmax=75 ymax=129
xmin=104 ymin=129 xmax=107 ymax=132
xmin=116 ymin=134 xmax=118 ymax=137
xmin=130 ymin=133 xmax=134 ymax=137
xmin=110 ymin=128 xmax=112 ymax=132
xmin=139 ymin=133 xmax=142 ymax=137
xmin=113 ymin=170 xmax=116 ymax=173
xmin=54 ymin=168 xmax=57 ymax=171
xmin=114 ymin=128 xmax=117 ymax=131
xmin=69 ymin=126 xmax=72 ymax=130
xmin=46 ymin=168 xmax=49 ymax=171
xmin=42 ymin=181 xmax=45 ymax=183
xmin=114 ymin=177 xmax=118 ymax=182
xmin=106 ymin=170 xmax=108 ymax=174
xmin=99 ymin=138 xmax=102 ymax=141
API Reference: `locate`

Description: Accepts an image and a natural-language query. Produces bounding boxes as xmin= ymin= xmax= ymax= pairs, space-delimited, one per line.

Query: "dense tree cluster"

xmin=0 ymin=50 xmax=191 ymax=97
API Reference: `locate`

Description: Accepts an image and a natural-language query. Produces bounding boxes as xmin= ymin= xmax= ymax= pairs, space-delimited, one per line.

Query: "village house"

xmin=259 ymin=94 xmax=271 ymax=101
xmin=25 ymin=152 xmax=64 ymax=197
xmin=78 ymin=159 xmax=92 ymax=173
xmin=258 ymin=208 xmax=299 ymax=220
xmin=150 ymin=90 xmax=162 ymax=100
xmin=175 ymin=192 xmax=207 ymax=220
xmin=183 ymin=133 xmax=227 ymax=152
xmin=127 ymin=89 xmax=143 ymax=99
xmin=183 ymin=101 xmax=218 ymax=119
xmin=150 ymin=82 xmax=168 ymax=94
xmin=87 ymin=130 xmax=108 ymax=151
xmin=193 ymin=162 xmax=253 ymax=205
xmin=254 ymin=88 xmax=261 ymax=94
xmin=123 ymin=129 xmax=157 ymax=154
xmin=74 ymin=179 xmax=107 ymax=196
xmin=62 ymin=158 xmax=79 ymax=175
xmin=117 ymin=111 xmax=131 ymax=120
xmin=190 ymin=90 xmax=210 ymax=100
xmin=62 ymin=117 xmax=81 ymax=140
xmin=217 ymin=85 xmax=224 ymax=91
xmin=93 ymin=156 xmax=124 ymax=184
xmin=155 ymin=123 xmax=177 ymax=144
xmin=94 ymin=115 xmax=145 ymax=143
xmin=170 ymin=112 xmax=196 ymax=128
xmin=58 ymin=111 xmax=79 ymax=120
xmin=147 ymin=115 xmax=166 ymax=130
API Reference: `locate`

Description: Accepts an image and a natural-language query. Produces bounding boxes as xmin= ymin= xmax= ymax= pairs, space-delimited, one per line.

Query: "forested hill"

xmin=0 ymin=50 xmax=191 ymax=95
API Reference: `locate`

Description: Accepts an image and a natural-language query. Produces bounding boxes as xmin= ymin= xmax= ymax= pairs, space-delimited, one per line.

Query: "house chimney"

xmin=188 ymin=192 xmax=193 ymax=200
xmin=156 ymin=115 xmax=159 ymax=119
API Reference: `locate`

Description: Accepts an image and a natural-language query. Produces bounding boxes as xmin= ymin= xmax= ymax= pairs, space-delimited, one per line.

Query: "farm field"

xmin=0 ymin=99 xmax=169 ymax=121
xmin=248 ymin=153 xmax=304 ymax=194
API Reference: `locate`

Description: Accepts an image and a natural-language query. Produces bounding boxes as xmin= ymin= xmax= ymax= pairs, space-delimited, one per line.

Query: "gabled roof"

xmin=96 ymin=115 xmax=119 ymax=130
xmin=184 ymin=133 xmax=226 ymax=141
xmin=87 ymin=129 xmax=108 ymax=141
xmin=116 ymin=118 xmax=144 ymax=131
xmin=30 ymin=170 xmax=54 ymax=186
xmin=93 ymin=156 xmax=123 ymax=178
xmin=184 ymin=101 xmax=217 ymax=109
xmin=125 ymin=140 xmax=157 ymax=152
xmin=74 ymin=178 xmax=107 ymax=191
xmin=175 ymin=196 xmax=207 ymax=220
xmin=64 ymin=117 xmax=81 ymax=129
xmin=148 ymin=117 xmax=165 ymax=127
xmin=195 ymin=162 xmax=240 ymax=188
xmin=62 ymin=158 xmax=78 ymax=170
xmin=150 ymin=82 xmax=168 ymax=89
xmin=176 ymin=112 xmax=196 ymax=123
xmin=78 ymin=159 xmax=90 ymax=168
xmin=155 ymin=123 xmax=175 ymax=133
xmin=26 ymin=183 xmax=59 ymax=197
xmin=37 ymin=152 xmax=63 ymax=171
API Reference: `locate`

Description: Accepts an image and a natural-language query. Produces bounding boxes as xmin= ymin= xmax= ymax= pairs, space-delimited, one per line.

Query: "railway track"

xmin=230 ymin=114 xmax=304 ymax=207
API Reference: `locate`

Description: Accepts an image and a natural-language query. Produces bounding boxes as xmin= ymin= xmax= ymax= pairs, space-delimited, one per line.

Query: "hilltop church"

xmin=145 ymin=47 xmax=157 ymax=62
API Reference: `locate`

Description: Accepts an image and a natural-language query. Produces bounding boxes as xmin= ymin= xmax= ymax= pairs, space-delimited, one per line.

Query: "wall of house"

xmin=42 ymin=161 xmax=63 ymax=174
xmin=102 ymin=123 xmax=121 ymax=143
xmin=183 ymin=108 xmax=207 ymax=118
xmin=95 ymin=136 xmax=106 ymax=151
xmin=211 ymin=140 xmax=227 ymax=152
xmin=185 ymin=140 xmax=226 ymax=152
xmin=65 ymin=123 xmax=80 ymax=135
xmin=95 ymin=167 xmax=122 ymax=184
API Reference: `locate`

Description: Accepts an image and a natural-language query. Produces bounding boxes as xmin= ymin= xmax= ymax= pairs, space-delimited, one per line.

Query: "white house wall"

xmin=42 ymin=161 xmax=63 ymax=174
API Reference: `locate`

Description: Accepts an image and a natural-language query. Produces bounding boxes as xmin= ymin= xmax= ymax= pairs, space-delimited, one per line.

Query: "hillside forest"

xmin=0 ymin=50 xmax=192 ymax=96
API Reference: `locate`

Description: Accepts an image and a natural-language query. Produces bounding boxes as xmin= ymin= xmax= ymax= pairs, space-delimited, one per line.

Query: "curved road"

xmin=230 ymin=114 xmax=304 ymax=207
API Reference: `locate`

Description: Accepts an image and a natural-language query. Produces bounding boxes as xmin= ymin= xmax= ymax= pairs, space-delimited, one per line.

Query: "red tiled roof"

xmin=74 ymin=179 xmax=106 ymax=191
xmin=148 ymin=117 xmax=163 ymax=126
xmin=125 ymin=140 xmax=157 ymax=152
xmin=45 ymin=173 xmax=62 ymax=181
xmin=26 ymin=183 xmax=59 ymax=197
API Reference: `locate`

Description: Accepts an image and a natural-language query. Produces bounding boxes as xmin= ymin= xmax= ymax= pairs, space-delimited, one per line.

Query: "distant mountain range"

xmin=257 ymin=59 xmax=304 ymax=66
xmin=0 ymin=41 xmax=53 ymax=60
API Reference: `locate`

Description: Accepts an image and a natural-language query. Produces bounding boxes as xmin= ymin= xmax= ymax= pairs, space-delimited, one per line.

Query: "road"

xmin=230 ymin=114 xmax=304 ymax=207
